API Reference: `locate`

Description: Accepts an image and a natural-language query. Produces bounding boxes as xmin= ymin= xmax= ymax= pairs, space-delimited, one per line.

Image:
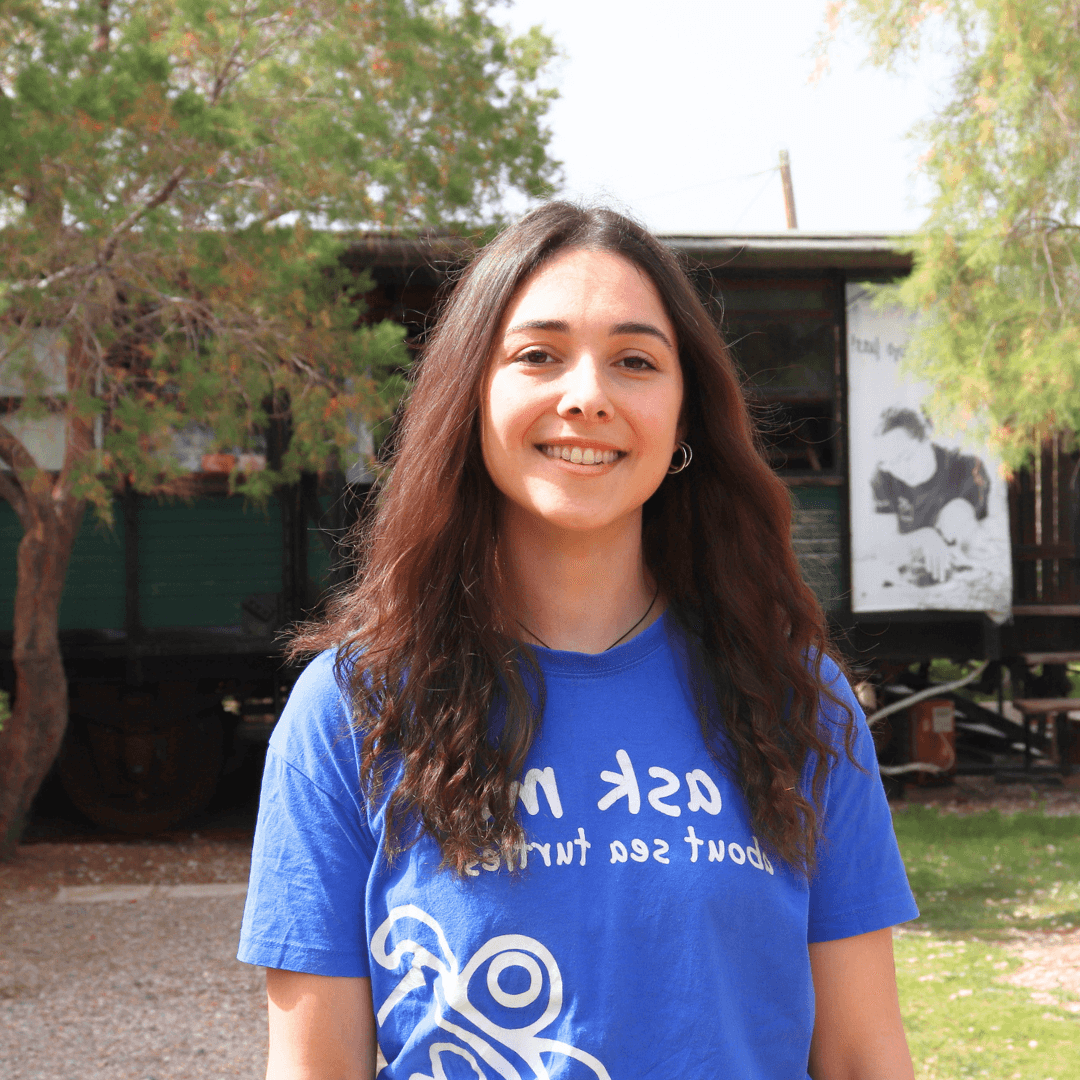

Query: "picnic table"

xmin=1012 ymin=698 xmax=1080 ymax=774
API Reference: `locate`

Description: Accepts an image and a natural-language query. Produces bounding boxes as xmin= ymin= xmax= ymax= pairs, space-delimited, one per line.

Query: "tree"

xmin=0 ymin=0 xmax=558 ymax=853
xmin=824 ymin=0 xmax=1080 ymax=466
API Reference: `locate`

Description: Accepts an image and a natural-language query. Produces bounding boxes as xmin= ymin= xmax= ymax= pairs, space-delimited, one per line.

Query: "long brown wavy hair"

xmin=293 ymin=202 xmax=853 ymax=875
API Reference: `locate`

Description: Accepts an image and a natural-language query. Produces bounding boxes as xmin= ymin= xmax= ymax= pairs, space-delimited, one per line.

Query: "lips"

xmin=538 ymin=444 xmax=622 ymax=465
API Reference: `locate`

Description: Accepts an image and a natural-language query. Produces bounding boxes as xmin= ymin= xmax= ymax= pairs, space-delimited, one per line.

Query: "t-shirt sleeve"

xmin=806 ymin=662 xmax=919 ymax=943
xmin=237 ymin=651 xmax=376 ymax=977
xmin=871 ymin=468 xmax=896 ymax=514
xmin=960 ymin=454 xmax=991 ymax=520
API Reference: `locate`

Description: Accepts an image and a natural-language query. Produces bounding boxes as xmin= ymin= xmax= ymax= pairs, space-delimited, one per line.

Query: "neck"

xmin=499 ymin=504 xmax=660 ymax=654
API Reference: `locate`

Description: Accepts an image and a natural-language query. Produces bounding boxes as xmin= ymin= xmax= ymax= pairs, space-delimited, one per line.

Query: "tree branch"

xmin=95 ymin=0 xmax=110 ymax=53
xmin=97 ymin=164 xmax=188 ymax=267
xmin=11 ymin=164 xmax=189 ymax=294
xmin=0 ymin=471 xmax=29 ymax=527
xmin=212 ymin=12 xmax=313 ymax=102
xmin=57 ymin=331 xmax=97 ymax=494
xmin=209 ymin=12 xmax=251 ymax=105
xmin=246 ymin=201 xmax=296 ymax=231
xmin=0 ymin=420 xmax=38 ymax=473
xmin=1041 ymin=229 xmax=1064 ymax=313
xmin=8 ymin=262 xmax=82 ymax=295
xmin=1044 ymin=86 xmax=1074 ymax=134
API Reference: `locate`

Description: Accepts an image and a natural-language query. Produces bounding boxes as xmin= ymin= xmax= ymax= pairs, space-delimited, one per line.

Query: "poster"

xmin=0 ymin=331 xmax=66 ymax=471
xmin=846 ymin=284 xmax=1012 ymax=615
xmin=0 ymin=414 xmax=65 ymax=471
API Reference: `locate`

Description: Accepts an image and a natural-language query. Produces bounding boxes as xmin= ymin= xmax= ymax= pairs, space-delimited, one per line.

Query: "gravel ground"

xmin=1 ymin=834 xmax=265 ymax=1080
xmin=2 ymin=781 xmax=1078 ymax=1079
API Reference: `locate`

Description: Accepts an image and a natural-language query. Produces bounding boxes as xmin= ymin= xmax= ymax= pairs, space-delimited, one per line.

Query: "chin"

xmin=547 ymin=514 xmax=618 ymax=533
xmin=532 ymin=501 xmax=640 ymax=535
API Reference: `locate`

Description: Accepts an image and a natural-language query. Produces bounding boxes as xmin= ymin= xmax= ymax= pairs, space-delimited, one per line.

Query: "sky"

xmin=498 ymin=0 xmax=953 ymax=236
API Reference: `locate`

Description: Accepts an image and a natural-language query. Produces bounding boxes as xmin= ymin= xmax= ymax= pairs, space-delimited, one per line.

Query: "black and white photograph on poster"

xmin=846 ymin=284 xmax=1012 ymax=615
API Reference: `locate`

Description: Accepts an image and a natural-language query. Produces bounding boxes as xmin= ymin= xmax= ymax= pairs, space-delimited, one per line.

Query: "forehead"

xmin=878 ymin=427 xmax=919 ymax=455
xmin=500 ymin=248 xmax=675 ymax=335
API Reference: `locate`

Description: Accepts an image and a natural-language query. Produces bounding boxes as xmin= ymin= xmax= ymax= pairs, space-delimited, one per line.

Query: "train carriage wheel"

xmin=58 ymin=694 xmax=224 ymax=835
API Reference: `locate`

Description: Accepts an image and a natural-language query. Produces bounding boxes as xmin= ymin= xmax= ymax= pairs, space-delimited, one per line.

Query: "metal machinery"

xmin=3 ymin=233 xmax=1077 ymax=831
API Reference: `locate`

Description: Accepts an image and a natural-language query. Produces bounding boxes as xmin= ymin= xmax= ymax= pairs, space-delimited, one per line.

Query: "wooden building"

xmin=3 ymin=231 xmax=1076 ymax=828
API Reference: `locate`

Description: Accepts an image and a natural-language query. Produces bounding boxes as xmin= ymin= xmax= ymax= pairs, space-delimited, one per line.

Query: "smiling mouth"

xmin=537 ymin=444 xmax=623 ymax=466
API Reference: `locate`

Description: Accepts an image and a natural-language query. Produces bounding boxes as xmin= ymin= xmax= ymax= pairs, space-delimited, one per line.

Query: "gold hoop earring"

xmin=668 ymin=441 xmax=692 ymax=474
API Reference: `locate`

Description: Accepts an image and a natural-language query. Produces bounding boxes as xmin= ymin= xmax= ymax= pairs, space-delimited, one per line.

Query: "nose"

xmin=556 ymin=355 xmax=612 ymax=422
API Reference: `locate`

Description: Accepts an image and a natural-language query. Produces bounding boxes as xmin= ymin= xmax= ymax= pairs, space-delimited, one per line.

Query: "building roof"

xmin=662 ymin=233 xmax=913 ymax=273
xmin=343 ymin=231 xmax=914 ymax=276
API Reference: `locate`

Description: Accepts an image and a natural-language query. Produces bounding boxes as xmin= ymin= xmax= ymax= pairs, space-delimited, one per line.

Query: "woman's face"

xmin=481 ymin=247 xmax=684 ymax=537
xmin=876 ymin=427 xmax=937 ymax=487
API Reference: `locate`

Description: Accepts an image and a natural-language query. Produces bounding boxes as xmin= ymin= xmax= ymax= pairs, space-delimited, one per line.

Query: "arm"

xmin=904 ymin=499 xmax=978 ymax=581
xmin=934 ymin=497 xmax=978 ymax=546
xmin=266 ymin=969 xmax=377 ymax=1080
xmin=807 ymin=927 xmax=914 ymax=1080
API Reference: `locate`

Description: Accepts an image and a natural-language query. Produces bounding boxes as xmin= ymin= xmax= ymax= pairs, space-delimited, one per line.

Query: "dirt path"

xmin=0 ymin=831 xmax=254 ymax=893
xmin=1000 ymin=929 xmax=1080 ymax=1014
xmin=892 ymin=774 xmax=1080 ymax=817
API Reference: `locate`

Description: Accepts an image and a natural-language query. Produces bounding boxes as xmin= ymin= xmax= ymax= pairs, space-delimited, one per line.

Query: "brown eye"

xmin=519 ymin=348 xmax=555 ymax=365
xmin=618 ymin=355 xmax=656 ymax=372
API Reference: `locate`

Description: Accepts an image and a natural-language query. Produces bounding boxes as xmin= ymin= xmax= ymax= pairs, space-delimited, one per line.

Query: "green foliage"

xmin=0 ymin=0 xmax=558 ymax=506
xmin=828 ymin=0 xmax=1080 ymax=466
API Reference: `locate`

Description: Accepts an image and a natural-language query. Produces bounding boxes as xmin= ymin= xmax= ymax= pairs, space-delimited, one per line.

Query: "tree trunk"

xmin=0 ymin=490 xmax=84 ymax=857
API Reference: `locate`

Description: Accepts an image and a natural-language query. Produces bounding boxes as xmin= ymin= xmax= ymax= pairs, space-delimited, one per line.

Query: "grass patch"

xmin=894 ymin=806 xmax=1080 ymax=934
xmin=893 ymin=807 xmax=1080 ymax=1077
xmin=896 ymin=931 xmax=1078 ymax=1079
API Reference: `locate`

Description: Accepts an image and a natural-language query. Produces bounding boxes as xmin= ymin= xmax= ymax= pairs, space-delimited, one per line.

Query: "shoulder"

xmin=933 ymin=444 xmax=987 ymax=481
xmin=810 ymin=652 xmax=860 ymax=719
xmin=284 ymin=649 xmax=349 ymax=706
xmin=268 ymin=649 xmax=361 ymax=788
xmin=274 ymin=651 xmax=351 ymax=737
xmin=932 ymin=445 xmax=991 ymax=507
xmin=807 ymin=652 xmax=876 ymax=773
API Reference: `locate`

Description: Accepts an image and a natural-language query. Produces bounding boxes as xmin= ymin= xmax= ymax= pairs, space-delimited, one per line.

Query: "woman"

xmin=238 ymin=204 xmax=918 ymax=1080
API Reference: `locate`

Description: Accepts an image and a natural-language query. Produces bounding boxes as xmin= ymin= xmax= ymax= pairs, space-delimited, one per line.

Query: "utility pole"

xmin=779 ymin=149 xmax=798 ymax=230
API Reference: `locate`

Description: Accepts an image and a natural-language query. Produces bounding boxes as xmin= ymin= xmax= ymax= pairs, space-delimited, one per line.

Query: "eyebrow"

xmin=611 ymin=321 xmax=674 ymax=349
xmin=505 ymin=319 xmax=571 ymax=335
xmin=504 ymin=319 xmax=674 ymax=350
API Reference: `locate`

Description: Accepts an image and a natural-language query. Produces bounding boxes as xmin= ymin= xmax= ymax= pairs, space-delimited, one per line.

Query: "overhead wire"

xmin=636 ymin=165 xmax=779 ymax=203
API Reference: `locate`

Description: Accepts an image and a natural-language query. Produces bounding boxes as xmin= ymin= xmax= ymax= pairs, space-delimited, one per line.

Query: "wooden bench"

xmin=1012 ymin=698 xmax=1080 ymax=773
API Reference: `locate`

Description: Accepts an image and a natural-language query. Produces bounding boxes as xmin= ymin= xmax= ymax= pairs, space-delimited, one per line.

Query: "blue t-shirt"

xmin=238 ymin=614 xmax=917 ymax=1080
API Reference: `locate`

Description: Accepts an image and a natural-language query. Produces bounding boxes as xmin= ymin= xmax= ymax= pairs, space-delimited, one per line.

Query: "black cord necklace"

xmin=517 ymin=582 xmax=661 ymax=652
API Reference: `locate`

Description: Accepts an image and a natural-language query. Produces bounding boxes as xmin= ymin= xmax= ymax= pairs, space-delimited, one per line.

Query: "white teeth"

xmin=542 ymin=445 xmax=619 ymax=465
